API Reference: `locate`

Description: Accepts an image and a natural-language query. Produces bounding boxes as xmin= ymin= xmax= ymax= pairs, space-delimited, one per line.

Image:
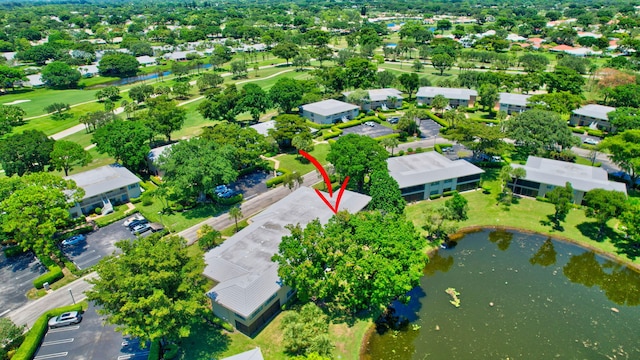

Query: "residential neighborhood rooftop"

xmin=65 ymin=164 xmax=142 ymax=200
xmin=387 ymin=152 xmax=484 ymax=188
xmin=343 ymin=88 xmax=404 ymax=102
xmin=249 ymin=120 xmax=275 ymax=137
xmin=512 ymin=156 xmax=627 ymax=194
xmin=416 ymin=86 xmax=478 ymax=100
xmin=499 ymin=92 xmax=531 ymax=107
xmin=203 ymin=186 xmax=371 ymax=317
xmin=300 ymin=99 xmax=360 ymax=116
xmin=572 ymin=104 xmax=616 ymax=121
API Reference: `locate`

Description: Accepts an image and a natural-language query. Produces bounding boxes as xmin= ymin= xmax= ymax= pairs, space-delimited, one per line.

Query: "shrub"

xmin=64 ymin=261 xmax=82 ymax=276
xmin=150 ymin=176 xmax=163 ymax=186
xmin=476 ymin=161 xmax=506 ymax=168
xmin=33 ymin=265 xmax=63 ymax=289
xmin=586 ymin=128 xmax=604 ymax=137
xmin=95 ymin=207 xmax=102 ymax=215
xmin=366 ymin=109 xmax=376 ymax=116
xmin=415 ymin=147 xmax=424 ymax=153
xmin=4 ymin=245 xmax=26 ymax=258
xmin=266 ymin=168 xmax=292 ymax=187
xmin=377 ymin=113 xmax=387 ymax=121
xmin=398 ymin=150 xmax=405 ymax=156
xmin=374 ymin=133 xmax=400 ymax=142
xmin=536 ymin=196 xmax=551 ymax=203
xmin=142 ymin=197 xmax=153 ymax=206
xmin=12 ymin=303 xmax=83 ymax=360
xmin=430 ymin=193 xmax=442 ymax=200
xmin=425 ymin=110 xmax=448 ymax=127
xmin=335 ymin=120 xmax=362 ymax=129
xmin=147 ymin=340 xmax=161 ymax=360
xmin=434 ymin=143 xmax=453 ymax=154
xmin=407 ymin=147 xmax=414 ymax=153
xmin=163 ymin=344 xmax=179 ymax=360
xmin=130 ymin=197 xmax=142 ymax=204
xmin=442 ymin=190 xmax=458 ymax=197
xmin=217 ymin=193 xmax=243 ymax=205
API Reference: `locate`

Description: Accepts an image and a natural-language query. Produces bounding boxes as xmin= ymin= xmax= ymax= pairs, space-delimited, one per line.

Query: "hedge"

xmin=33 ymin=265 xmax=63 ymax=289
xmin=217 ymin=193 xmax=243 ymax=205
xmin=147 ymin=340 xmax=161 ymax=360
xmin=163 ymin=344 xmax=179 ymax=359
xmin=377 ymin=113 xmax=387 ymax=121
xmin=434 ymin=143 xmax=453 ymax=154
xmin=442 ymin=190 xmax=458 ymax=197
xmin=266 ymin=167 xmax=292 ymax=188
xmin=130 ymin=196 xmax=142 ymax=204
xmin=12 ymin=303 xmax=84 ymax=360
xmin=426 ymin=111 xmax=448 ymax=128
xmin=586 ymin=128 xmax=604 ymax=137
xmin=430 ymin=194 xmax=442 ymax=200
xmin=374 ymin=133 xmax=400 ymax=142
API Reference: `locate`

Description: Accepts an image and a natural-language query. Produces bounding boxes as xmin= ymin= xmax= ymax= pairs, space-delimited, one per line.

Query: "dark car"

xmin=48 ymin=311 xmax=82 ymax=329
xmin=61 ymin=234 xmax=86 ymax=247
xmin=388 ymin=117 xmax=399 ymax=124
xmin=127 ymin=219 xmax=149 ymax=230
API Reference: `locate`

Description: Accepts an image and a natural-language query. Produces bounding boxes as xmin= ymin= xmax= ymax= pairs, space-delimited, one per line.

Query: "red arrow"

xmin=299 ymin=150 xmax=350 ymax=214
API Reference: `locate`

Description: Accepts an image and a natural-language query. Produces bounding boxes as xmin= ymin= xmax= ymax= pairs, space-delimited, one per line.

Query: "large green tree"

xmin=92 ymin=120 xmax=151 ymax=170
xmin=50 ymin=140 xmax=92 ymax=176
xmin=583 ymin=189 xmax=628 ymax=239
xmin=519 ymin=53 xmax=549 ymax=73
xmin=272 ymin=42 xmax=300 ymax=65
xmin=0 ymin=130 xmax=55 ymax=176
xmin=145 ymin=96 xmax=186 ymax=142
xmin=546 ymin=182 xmax=574 ymax=228
xmin=99 ymin=53 xmax=140 ymax=77
xmin=507 ymin=109 xmax=579 ymax=156
xmin=200 ymin=122 xmax=272 ymax=170
xmin=398 ymin=73 xmax=419 ymax=100
xmin=0 ymin=173 xmax=83 ymax=258
xmin=198 ymin=85 xmax=241 ymax=122
xmin=367 ymin=170 xmax=405 ymax=215
xmin=344 ymin=57 xmax=377 ymax=89
xmin=281 ymin=303 xmax=333 ymax=357
xmin=0 ymin=105 xmax=26 ymax=136
xmin=600 ymin=130 xmax=640 ymax=187
xmin=545 ymin=66 xmax=585 ymax=95
xmin=478 ymin=83 xmax=499 ymax=111
xmin=431 ymin=53 xmax=454 ymax=75
xmin=41 ymin=61 xmax=81 ymax=89
xmin=0 ymin=65 xmax=26 ymax=90
xmin=527 ymin=92 xmax=583 ymax=115
xmin=327 ymin=134 xmax=388 ymax=192
xmin=158 ymin=138 xmax=238 ymax=202
xmin=273 ymin=211 xmax=427 ymax=315
xmin=270 ymin=78 xmax=304 ymax=113
xmin=238 ymin=83 xmax=271 ymax=121
xmin=606 ymin=107 xmax=640 ymax=133
xmin=268 ymin=114 xmax=311 ymax=149
xmin=86 ymin=235 xmax=207 ymax=347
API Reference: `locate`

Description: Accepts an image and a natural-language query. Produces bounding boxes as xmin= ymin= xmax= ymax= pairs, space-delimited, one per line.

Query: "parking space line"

xmin=34 ymin=352 xmax=68 ymax=359
xmin=48 ymin=326 xmax=80 ymax=333
xmin=42 ymin=338 xmax=74 ymax=346
xmin=0 ymin=309 xmax=10 ymax=317
xmin=117 ymin=352 xmax=149 ymax=360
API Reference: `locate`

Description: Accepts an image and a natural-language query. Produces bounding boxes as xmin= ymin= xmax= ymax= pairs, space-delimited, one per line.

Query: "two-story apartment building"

xmin=299 ymin=99 xmax=360 ymax=124
xmin=496 ymin=92 xmax=531 ymax=114
xmin=569 ymin=104 xmax=616 ymax=132
xmin=342 ymin=88 xmax=403 ymax=111
xmin=416 ymin=87 xmax=477 ymax=108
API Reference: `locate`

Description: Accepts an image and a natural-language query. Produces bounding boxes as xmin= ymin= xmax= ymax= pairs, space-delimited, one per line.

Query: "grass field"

xmin=275 ymin=143 xmax=331 ymax=174
xmin=1 ymin=88 xmax=100 ymax=117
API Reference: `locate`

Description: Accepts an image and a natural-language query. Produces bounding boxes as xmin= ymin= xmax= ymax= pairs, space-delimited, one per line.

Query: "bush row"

xmin=95 ymin=208 xmax=134 ymax=228
xmin=266 ymin=167 xmax=292 ymax=188
xmin=434 ymin=143 xmax=453 ymax=154
xmin=425 ymin=111 xmax=448 ymax=128
xmin=570 ymin=127 xmax=605 ymax=138
xmin=216 ymin=193 xmax=243 ymax=205
xmin=33 ymin=265 xmax=63 ymax=289
xmin=12 ymin=303 xmax=84 ymax=360
xmin=374 ymin=133 xmax=400 ymax=142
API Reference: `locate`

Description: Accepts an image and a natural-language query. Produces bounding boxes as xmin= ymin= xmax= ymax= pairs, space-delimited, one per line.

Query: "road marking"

xmin=117 ymin=352 xmax=149 ymax=360
xmin=48 ymin=326 xmax=80 ymax=333
xmin=34 ymin=352 xmax=68 ymax=359
xmin=42 ymin=338 xmax=74 ymax=346
xmin=0 ymin=309 xmax=10 ymax=317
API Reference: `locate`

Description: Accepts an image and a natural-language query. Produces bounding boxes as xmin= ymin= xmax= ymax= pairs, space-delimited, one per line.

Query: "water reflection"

xmin=423 ymin=251 xmax=454 ymax=277
xmin=563 ymin=252 xmax=640 ymax=306
xmin=529 ymin=238 xmax=557 ymax=267
xmin=488 ymin=229 xmax=513 ymax=251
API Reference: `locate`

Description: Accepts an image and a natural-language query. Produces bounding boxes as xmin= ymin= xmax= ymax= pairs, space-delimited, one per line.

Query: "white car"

xmin=364 ymin=121 xmax=376 ymax=127
xmin=123 ymin=214 xmax=145 ymax=227
xmin=583 ymin=138 xmax=599 ymax=145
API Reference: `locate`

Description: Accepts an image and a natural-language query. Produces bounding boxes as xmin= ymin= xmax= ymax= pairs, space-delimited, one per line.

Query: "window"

xmin=128 ymin=184 xmax=137 ymax=190
xmin=401 ymin=185 xmax=424 ymax=194
xmin=444 ymin=179 xmax=453 ymax=184
xmin=431 ymin=181 xmax=439 ymax=186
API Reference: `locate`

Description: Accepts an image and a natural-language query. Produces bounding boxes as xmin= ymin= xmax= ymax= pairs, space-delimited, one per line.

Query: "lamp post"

xmin=69 ymin=289 xmax=76 ymax=304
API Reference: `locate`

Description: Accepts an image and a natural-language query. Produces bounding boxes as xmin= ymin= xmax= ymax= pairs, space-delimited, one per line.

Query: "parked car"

xmin=583 ymin=138 xmax=599 ymax=145
xmin=123 ymin=213 xmax=145 ymax=227
xmin=388 ymin=117 xmax=399 ymax=124
xmin=48 ymin=311 xmax=82 ymax=329
xmin=215 ymin=185 xmax=228 ymax=194
xmin=217 ymin=189 xmax=236 ymax=198
xmin=127 ymin=219 xmax=149 ymax=230
xmin=61 ymin=234 xmax=86 ymax=247
xmin=131 ymin=223 xmax=151 ymax=234
xmin=364 ymin=121 xmax=376 ymax=127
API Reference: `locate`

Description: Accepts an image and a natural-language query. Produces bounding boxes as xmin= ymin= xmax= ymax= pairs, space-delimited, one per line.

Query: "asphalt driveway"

xmin=34 ymin=304 xmax=149 ymax=360
xmin=229 ymin=170 xmax=274 ymax=200
xmin=0 ymin=251 xmax=46 ymax=315
xmin=340 ymin=122 xmax=394 ymax=139
xmin=418 ymin=119 xmax=443 ymax=138
xmin=62 ymin=219 xmax=137 ymax=270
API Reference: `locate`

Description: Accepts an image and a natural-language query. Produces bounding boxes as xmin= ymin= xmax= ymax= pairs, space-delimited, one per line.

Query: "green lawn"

xmin=13 ymin=101 xmax=104 ymax=136
xmin=275 ymin=143 xmax=331 ymax=174
xmin=133 ymin=196 xmax=226 ymax=233
xmin=405 ymin=170 xmax=639 ymax=266
xmin=1 ymin=88 xmax=100 ymax=117
xmin=79 ymin=75 xmax=120 ymax=88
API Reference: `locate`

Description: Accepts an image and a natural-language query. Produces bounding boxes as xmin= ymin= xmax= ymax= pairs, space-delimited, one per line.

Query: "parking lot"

xmin=34 ymin=305 xmax=149 ymax=360
xmin=229 ymin=170 xmax=274 ymax=200
xmin=0 ymin=252 xmax=46 ymax=314
xmin=340 ymin=122 xmax=394 ymax=138
xmin=62 ymin=219 xmax=137 ymax=270
xmin=419 ymin=119 xmax=443 ymax=138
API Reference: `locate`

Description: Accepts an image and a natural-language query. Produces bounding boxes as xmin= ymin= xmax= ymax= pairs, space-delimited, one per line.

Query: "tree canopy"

xmin=273 ymin=211 xmax=427 ymax=315
xmin=0 ymin=130 xmax=55 ymax=176
xmin=367 ymin=170 xmax=405 ymax=215
xmin=326 ymin=134 xmax=388 ymax=192
xmin=98 ymin=53 xmax=140 ymax=77
xmin=583 ymin=189 xmax=628 ymax=239
xmin=41 ymin=61 xmax=81 ymax=89
xmin=601 ymin=130 xmax=640 ymax=187
xmin=50 ymin=140 xmax=92 ymax=176
xmin=270 ymin=78 xmax=304 ymax=113
xmin=92 ymin=120 xmax=151 ymax=170
xmin=200 ymin=122 xmax=272 ymax=170
xmin=507 ymin=109 xmax=579 ymax=156
xmin=145 ymin=96 xmax=186 ymax=142
xmin=86 ymin=234 xmax=207 ymax=345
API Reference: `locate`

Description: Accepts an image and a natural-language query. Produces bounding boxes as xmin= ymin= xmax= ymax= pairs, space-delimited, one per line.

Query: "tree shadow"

xmin=576 ymin=221 xmax=606 ymax=242
xmin=541 ymin=215 xmax=564 ymax=232
xmin=177 ymin=318 xmax=231 ymax=360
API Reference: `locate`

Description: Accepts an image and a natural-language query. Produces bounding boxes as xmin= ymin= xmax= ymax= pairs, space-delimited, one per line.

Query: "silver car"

xmin=48 ymin=311 xmax=82 ymax=329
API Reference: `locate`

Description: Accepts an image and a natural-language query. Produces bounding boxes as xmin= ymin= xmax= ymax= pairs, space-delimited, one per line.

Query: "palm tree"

xmin=381 ymin=137 xmax=400 ymax=156
xmin=229 ymin=206 xmax=243 ymax=233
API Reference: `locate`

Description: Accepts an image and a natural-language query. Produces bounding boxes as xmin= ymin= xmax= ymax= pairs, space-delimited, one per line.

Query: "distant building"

xmin=416 ymin=87 xmax=477 ymax=108
xmin=342 ymin=88 xmax=403 ymax=111
xmin=569 ymin=104 xmax=616 ymax=131
xmin=387 ymin=152 xmax=484 ymax=202
xmin=136 ymin=55 xmax=157 ymax=66
xmin=66 ymin=165 xmax=142 ymax=217
xmin=509 ymin=156 xmax=627 ymax=204
xmin=147 ymin=144 xmax=174 ymax=177
xmin=299 ymin=99 xmax=360 ymax=124
xmin=249 ymin=120 xmax=275 ymax=137
xmin=496 ymin=93 xmax=531 ymax=114
xmin=24 ymin=74 xmax=44 ymax=87
xmin=78 ymin=64 xmax=100 ymax=77
xmin=203 ymin=187 xmax=371 ymax=336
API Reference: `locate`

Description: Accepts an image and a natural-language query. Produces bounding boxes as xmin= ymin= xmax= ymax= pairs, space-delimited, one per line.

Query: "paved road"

xmin=178 ymin=171 xmax=322 ymax=244
xmin=7 ymin=272 xmax=97 ymax=328
xmin=0 ymin=252 xmax=46 ymax=315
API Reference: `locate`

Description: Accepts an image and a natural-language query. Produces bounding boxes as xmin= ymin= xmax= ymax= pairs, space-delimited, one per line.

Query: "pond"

xmin=362 ymin=229 xmax=640 ymax=359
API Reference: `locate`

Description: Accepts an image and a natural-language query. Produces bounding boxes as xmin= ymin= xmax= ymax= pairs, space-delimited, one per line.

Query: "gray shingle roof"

xmin=416 ymin=87 xmax=478 ymax=100
xmin=387 ymin=152 xmax=484 ymax=188
xmin=300 ymin=99 xmax=360 ymax=116
xmin=204 ymin=187 xmax=371 ymax=317
xmin=499 ymin=92 xmax=531 ymax=107
xmin=512 ymin=156 xmax=627 ymax=194
xmin=64 ymin=164 xmax=141 ymax=200
xmin=572 ymin=104 xmax=616 ymax=121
